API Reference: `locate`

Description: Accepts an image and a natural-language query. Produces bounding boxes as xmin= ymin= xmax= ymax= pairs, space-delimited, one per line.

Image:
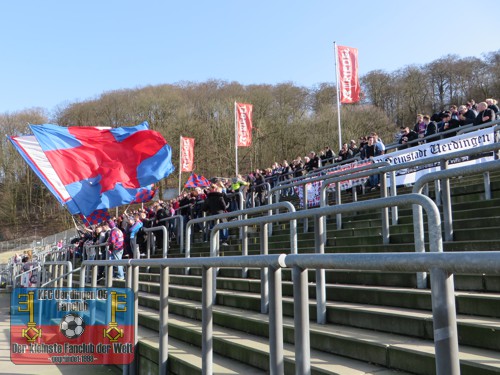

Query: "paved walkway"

xmin=0 ymin=290 xmax=121 ymax=375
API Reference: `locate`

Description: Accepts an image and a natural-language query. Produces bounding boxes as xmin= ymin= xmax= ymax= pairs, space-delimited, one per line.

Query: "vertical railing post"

xmin=260 ymin=223 xmax=269 ymax=314
xmin=202 ymin=266 xmax=213 ymax=375
xmin=332 ymin=182 xmax=341 ymax=231
xmin=159 ymin=265 xmax=169 ymax=375
xmin=380 ymin=171 xmax=390 ymax=244
xmin=292 ymin=265 xmax=311 ymax=375
xmin=484 ymin=172 xmax=491 ymax=200
xmin=440 ymin=160 xmax=453 ymax=242
xmin=390 ymin=170 xmax=398 ymax=225
xmin=429 ymin=268 xmax=460 ymax=375
xmin=268 ymin=261 xmax=284 ymax=375
xmin=314 ymin=214 xmax=326 ymax=324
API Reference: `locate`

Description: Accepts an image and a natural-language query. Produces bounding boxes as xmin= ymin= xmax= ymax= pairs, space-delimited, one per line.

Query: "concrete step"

xmin=137 ymin=302 xmax=416 ymax=375
xmin=136 ymin=325 xmax=267 ymax=374
xmin=136 ymin=293 xmax=500 ymax=375
xmin=137 ymin=288 xmax=500 ymax=352
xmin=135 ymin=275 xmax=500 ymax=319
xmin=164 ymin=267 xmax=500 ymax=292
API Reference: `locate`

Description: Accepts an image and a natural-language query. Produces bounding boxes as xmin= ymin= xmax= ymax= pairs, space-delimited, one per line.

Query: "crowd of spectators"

xmin=47 ymin=97 xmax=500 ymax=279
xmin=397 ymin=99 xmax=499 ymax=149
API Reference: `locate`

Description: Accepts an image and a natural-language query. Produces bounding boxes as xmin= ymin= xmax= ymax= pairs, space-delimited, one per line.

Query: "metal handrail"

xmin=82 ymin=254 xmax=287 ymax=375
xmin=185 ymin=201 xmax=296 ymax=276
xmin=13 ymin=263 xmax=41 ymax=287
xmin=413 ymin=158 xmax=500 ymax=243
xmin=159 ymin=215 xmax=184 ymax=248
xmin=40 ymin=261 xmax=73 ymax=287
xmin=285 ymin=251 xmax=500 ymax=375
xmin=210 ymin=193 xmax=441 ymax=323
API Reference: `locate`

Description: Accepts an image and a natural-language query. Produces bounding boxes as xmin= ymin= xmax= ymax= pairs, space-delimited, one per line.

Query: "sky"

xmin=0 ymin=0 xmax=498 ymax=115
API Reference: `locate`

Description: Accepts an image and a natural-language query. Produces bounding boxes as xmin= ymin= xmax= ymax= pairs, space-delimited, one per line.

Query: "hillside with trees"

xmin=0 ymin=50 xmax=498 ymax=242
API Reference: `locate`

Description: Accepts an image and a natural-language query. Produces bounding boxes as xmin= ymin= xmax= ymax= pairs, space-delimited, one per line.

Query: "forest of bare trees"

xmin=0 ymin=50 xmax=498 ymax=240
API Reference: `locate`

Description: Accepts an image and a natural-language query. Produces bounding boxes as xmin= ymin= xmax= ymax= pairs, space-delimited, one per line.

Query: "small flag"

xmin=79 ymin=208 xmax=111 ymax=227
xmin=180 ymin=137 xmax=195 ymax=172
xmin=184 ymin=173 xmax=210 ymax=188
xmin=236 ymin=102 xmax=253 ymax=147
xmin=337 ymin=45 xmax=360 ymax=104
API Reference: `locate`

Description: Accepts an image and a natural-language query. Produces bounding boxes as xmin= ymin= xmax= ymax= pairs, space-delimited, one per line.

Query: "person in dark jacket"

xmin=458 ymin=105 xmax=476 ymax=125
xmin=423 ymin=114 xmax=439 ymax=142
xmin=474 ymin=102 xmax=496 ymax=126
xmin=253 ymin=169 xmax=266 ymax=206
xmin=202 ymin=184 xmax=229 ymax=244
xmin=398 ymin=126 xmax=419 ymax=149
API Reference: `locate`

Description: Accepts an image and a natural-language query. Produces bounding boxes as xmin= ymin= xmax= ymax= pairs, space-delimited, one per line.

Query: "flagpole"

xmin=178 ymin=136 xmax=182 ymax=194
xmin=234 ymin=101 xmax=238 ymax=176
xmin=334 ymin=41 xmax=342 ymax=152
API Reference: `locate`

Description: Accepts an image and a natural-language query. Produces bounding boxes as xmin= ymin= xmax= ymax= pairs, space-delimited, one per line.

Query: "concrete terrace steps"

xmin=136 ymin=274 xmax=500 ymax=319
xmin=136 ymin=325 xmax=267 ymax=374
xmin=166 ymin=266 xmax=500 ymax=293
xmin=133 ymin=169 xmax=500 ymax=373
xmin=183 ymin=237 xmax=500 ymax=258
xmin=135 ymin=291 xmax=500 ymax=375
xmin=136 ymin=304 xmax=413 ymax=375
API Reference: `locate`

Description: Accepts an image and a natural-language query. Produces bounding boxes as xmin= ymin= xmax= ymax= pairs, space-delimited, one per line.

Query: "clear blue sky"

xmin=0 ymin=0 xmax=497 ymax=114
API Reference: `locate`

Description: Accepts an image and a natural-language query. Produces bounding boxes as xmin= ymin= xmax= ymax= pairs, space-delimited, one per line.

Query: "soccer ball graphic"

xmin=60 ymin=313 xmax=85 ymax=339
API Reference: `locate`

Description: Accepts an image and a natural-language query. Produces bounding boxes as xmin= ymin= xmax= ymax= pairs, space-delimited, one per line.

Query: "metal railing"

xmin=185 ymin=201 xmax=296 ymax=277
xmin=39 ymin=260 xmax=73 ymax=288
xmin=82 ymin=248 xmax=500 ymax=375
xmin=211 ymin=193 xmax=440 ymax=322
xmin=286 ymin=251 xmax=500 ymax=375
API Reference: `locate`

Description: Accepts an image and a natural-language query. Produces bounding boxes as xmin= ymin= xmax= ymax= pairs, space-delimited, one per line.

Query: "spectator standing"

xmin=423 ymin=115 xmax=439 ymax=142
xmin=107 ymin=219 xmax=125 ymax=280
xmin=486 ymin=98 xmax=499 ymax=118
xmin=253 ymin=169 xmax=266 ymax=206
xmin=349 ymin=140 xmax=359 ymax=157
xmin=337 ymin=143 xmax=353 ymax=162
xmin=361 ymin=136 xmax=379 ymax=190
xmin=305 ymin=151 xmax=320 ymax=173
xmin=398 ymin=126 xmax=419 ymax=149
xmin=413 ymin=114 xmax=427 ymax=139
xmin=458 ymin=105 xmax=476 ymax=125
xmin=474 ymin=102 xmax=496 ymax=126
xmin=370 ymin=132 xmax=385 ymax=156
xmin=202 ymin=184 xmax=229 ymax=245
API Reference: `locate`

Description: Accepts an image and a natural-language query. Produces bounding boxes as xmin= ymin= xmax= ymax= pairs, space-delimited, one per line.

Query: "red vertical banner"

xmin=180 ymin=136 xmax=195 ymax=172
xmin=236 ymin=102 xmax=253 ymax=147
xmin=337 ymin=45 xmax=360 ymax=104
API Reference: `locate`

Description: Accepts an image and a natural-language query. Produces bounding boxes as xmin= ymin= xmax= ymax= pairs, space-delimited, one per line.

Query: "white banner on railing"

xmin=374 ymin=128 xmax=495 ymax=186
xmin=295 ymin=161 xmax=371 ymax=208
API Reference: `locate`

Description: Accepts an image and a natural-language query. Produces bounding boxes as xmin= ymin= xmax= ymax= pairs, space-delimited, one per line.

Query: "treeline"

xmin=0 ymin=50 xmax=498 ymax=240
xmin=362 ymin=51 xmax=500 ymax=126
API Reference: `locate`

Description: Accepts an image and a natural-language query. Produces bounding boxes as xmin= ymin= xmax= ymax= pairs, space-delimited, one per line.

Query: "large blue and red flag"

xmin=8 ymin=121 xmax=174 ymax=218
xmin=184 ymin=173 xmax=210 ymax=188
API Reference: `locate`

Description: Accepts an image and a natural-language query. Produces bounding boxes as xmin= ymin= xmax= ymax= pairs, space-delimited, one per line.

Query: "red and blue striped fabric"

xmin=10 ymin=122 xmax=174 ymax=217
xmin=184 ymin=173 xmax=210 ymax=188
xmin=79 ymin=209 xmax=111 ymax=227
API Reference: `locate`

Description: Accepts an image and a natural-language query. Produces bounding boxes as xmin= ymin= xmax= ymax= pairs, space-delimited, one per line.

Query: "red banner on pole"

xmin=180 ymin=137 xmax=195 ymax=172
xmin=236 ymin=102 xmax=253 ymax=147
xmin=337 ymin=45 xmax=360 ymax=104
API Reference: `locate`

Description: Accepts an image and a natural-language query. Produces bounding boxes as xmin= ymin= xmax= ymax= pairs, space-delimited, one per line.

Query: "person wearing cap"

xmin=107 ymin=219 xmax=125 ymax=280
